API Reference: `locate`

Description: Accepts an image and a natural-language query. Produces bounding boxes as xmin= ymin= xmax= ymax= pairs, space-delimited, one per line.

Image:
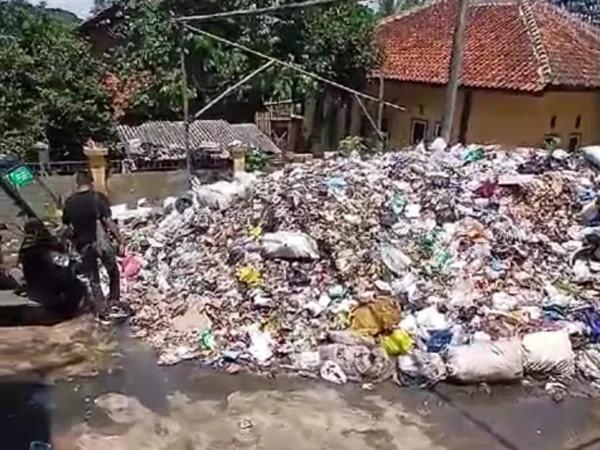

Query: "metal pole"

xmin=193 ymin=60 xmax=276 ymax=119
xmin=354 ymin=94 xmax=384 ymax=143
xmin=183 ymin=25 xmax=406 ymax=113
xmin=180 ymin=42 xmax=191 ymax=178
xmin=441 ymin=0 xmax=469 ymax=143
xmin=175 ymin=0 xmax=341 ymax=23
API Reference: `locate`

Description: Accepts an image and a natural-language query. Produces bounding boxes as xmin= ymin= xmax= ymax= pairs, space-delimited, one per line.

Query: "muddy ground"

xmin=1 ymin=318 xmax=600 ymax=450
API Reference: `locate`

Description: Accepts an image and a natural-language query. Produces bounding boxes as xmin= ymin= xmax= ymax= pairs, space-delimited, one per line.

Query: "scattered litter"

xmin=118 ymin=144 xmax=600 ymax=390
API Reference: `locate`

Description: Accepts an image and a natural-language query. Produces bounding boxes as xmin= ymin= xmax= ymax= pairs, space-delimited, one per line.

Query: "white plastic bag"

xmin=522 ymin=331 xmax=574 ymax=377
xmin=191 ymin=173 xmax=256 ymax=211
xmin=380 ymin=244 xmax=412 ymax=275
xmin=430 ymin=137 xmax=447 ymax=152
xmin=262 ymin=231 xmax=319 ymax=260
xmin=445 ymin=340 xmax=523 ymax=383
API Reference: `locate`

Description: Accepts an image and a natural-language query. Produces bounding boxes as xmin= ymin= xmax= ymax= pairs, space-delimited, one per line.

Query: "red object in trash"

xmin=122 ymin=255 xmax=142 ymax=280
xmin=475 ymin=179 xmax=498 ymax=199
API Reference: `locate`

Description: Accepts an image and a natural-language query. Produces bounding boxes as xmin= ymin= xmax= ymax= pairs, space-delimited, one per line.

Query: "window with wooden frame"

xmin=411 ymin=119 xmax=428 ymax=145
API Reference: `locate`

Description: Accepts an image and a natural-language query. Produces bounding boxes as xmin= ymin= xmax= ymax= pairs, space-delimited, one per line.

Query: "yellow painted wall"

xmin=382 ymin=81 xmax=600 ymax=148
xmin=377 ymin=82 xmax=463 ymax=147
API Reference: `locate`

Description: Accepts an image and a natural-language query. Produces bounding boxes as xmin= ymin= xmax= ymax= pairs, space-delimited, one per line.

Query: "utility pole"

xmin=441 ymin=0 xmax=469 ymax=143
xmin=180 ymin=41 xmax=191 ymax=179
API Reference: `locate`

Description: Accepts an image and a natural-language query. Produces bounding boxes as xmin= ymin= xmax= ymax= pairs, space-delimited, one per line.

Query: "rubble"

xmin=119 ymin=144 xmax=600 ymax=389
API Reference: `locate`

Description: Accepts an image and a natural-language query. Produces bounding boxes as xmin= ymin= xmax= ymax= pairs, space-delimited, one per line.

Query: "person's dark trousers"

xmin=99 ymin=242 xmax=120 ymax=304
xmin=80 ymin=244 xmax=105 ymax=314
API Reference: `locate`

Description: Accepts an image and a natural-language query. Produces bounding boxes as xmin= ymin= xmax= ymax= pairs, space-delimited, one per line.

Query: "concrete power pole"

xmin=441 ymin=0 xmax=470 ymax=143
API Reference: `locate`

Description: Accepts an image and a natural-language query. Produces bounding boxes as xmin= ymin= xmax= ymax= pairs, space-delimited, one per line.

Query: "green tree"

xmin=551 ymin=0 xmax=599 ymax=25
xmin=0 ymin=1 xmax=114 ymax=158
xmin=104 ymin=0 xmax=379 ymax=124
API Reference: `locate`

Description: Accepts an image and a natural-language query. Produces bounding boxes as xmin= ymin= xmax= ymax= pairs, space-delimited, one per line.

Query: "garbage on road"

xmin=119 ymin=143 xmax=600 ymax=391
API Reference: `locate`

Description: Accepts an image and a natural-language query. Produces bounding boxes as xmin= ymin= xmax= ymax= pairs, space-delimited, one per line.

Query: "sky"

xmin=34 ymin=0 xmax=94 ymax=18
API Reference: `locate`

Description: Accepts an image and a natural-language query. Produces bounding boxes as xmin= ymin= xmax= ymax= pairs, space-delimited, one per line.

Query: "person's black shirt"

xmin=62 ymin=190 xmax=111 ymax=250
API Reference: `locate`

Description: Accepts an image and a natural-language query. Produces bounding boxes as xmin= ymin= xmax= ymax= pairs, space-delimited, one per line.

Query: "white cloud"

xmin=34 ymin=0 xmax=94 ymax=18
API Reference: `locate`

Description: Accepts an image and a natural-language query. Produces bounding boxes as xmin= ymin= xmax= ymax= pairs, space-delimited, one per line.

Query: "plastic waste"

xmin=426 ymin=328 xmax=453 ymax=353
xmin=305 ymin=293 xmax=332 ymax=317
xmin=293 ymin=351 xmax=321 ymax=370
xmin=247 ymin=325 xmax=273 ymax=365
xmin=380 ymin=244 xmax=412 ymax=275
xmin=262 ymin=231 xmax=319 ymax=260
xmin=122 ymin=254 xmax=142 ymax=280
xmin=430 ymin=137 xmax=447 ymax=152
xmin=522 ymin=331 xmax=574 ymax=378
xmin=397 ymin=350 xmax=447 ymax=387
xmin=491 ymin=292 xmax=518 ymax=312
xmin=582 ymin=145 xmax=600 ymax=169
xmin=350 ymin=297 xmax=401 ymax=336
xmin=381 ymin=329 xmax=414 ymax=356
xmin=463 ymin=147 xmax=484 ymax=163
xmin=191 ymin=172 xmax=256 ymax=211
xmin=325 ymin=176 xmax=348 ymax=197
xmin=236 ymin=264 xmax=262 ymax=288
xmin=445 ymin=340 xmax=524 ymax=383
xmin=416 ymin=306 xmax=449 ymax=330
xmin=320 ymin=361 xmax=347 ymax=385
xmin=200 ymin=330 xmax=216 ymax=350
xmin=575 ymin=346 xmax=600 ymax=387
xmin=319 ymin=344 xmax=395 ymax=383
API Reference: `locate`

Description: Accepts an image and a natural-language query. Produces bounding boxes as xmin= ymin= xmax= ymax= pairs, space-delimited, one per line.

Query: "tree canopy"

xmin=0 ymin=1 xmax=114 ymax=158
xmin=104 ymin=0 xmax=380 ymax=123
xmin=551 ymin=0 xmax=600 ymax=26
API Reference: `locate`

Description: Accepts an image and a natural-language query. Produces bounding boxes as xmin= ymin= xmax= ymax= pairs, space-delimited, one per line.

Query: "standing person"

xmin=62 ymin=170 xmax=124 ymax=319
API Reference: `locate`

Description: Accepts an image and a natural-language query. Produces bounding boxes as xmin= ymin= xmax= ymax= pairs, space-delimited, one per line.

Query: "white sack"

xmin=262 ymin=231 xmax=319 ymax=260
xmin=582 ymin=146 xmax=600 ymax=169
xmin=522 ymin=331 xmax=574 ymax=378
xmin=445 ymin=339 xmax=523 ymax=383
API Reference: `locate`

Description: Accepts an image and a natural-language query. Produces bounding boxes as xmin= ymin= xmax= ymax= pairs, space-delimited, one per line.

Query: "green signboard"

xmin=5 ymin=165 xmax=34 ymax=188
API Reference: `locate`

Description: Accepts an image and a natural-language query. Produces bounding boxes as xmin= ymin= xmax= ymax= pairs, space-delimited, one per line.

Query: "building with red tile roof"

xmin=372 ymin=0 xmax=600 ymax=149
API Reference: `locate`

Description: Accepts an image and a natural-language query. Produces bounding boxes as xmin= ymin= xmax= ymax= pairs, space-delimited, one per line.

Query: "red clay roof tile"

xmin=376 ymin=0 xmax=600 ymax=91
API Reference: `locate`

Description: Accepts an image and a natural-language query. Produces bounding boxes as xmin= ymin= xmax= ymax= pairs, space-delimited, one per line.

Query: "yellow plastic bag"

xmin=381 ymin=329 xmax=414 ymax=356
xmin=248 ymin=225 xmax=263 ymax=240
xmin=350 ymin=297 xmax=401 ymax=337
xmin=236 ymin=265 xmax=262 ymax=288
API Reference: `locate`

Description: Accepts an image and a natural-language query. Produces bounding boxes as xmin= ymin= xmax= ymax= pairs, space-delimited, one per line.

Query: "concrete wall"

xmin=379 ymin=81 xmax=600 ymax=148
xmin=0 ymin=171 xmax=189 ymax=223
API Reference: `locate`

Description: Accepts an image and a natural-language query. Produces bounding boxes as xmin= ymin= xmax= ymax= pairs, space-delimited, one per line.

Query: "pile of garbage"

xmin=119 ymin=143 xmax=600 ymax=389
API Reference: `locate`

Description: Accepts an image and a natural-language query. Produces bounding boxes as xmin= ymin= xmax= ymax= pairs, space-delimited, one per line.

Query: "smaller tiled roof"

xmin=116 ymin=120 xmax=239 ymax=152
xmin=231 ymin=124 xmax=281 ymax=154
xmin=116 ymin=120 xmax=281 ymax=159
xmin=376 ymin=0 xmax=600 ymax=91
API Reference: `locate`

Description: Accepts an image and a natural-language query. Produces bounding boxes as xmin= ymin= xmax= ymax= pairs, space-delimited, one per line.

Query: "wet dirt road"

xmin=1 ymin=318 xmax=600 ymax=450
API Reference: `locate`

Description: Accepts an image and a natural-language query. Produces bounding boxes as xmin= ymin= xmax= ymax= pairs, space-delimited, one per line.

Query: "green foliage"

xmin=551 ymin=0 xmax=599 ymax=26
xmin=106 ymin=0 xmax=379 ymax=122
xmin=0 ymin=1 xmax=114 ymax=157
xmin=338 ymin=135 xmax=367 ymax=155
xmin=376 ymin=0 xmax=426 ymax=17
xmin=245 ymin=148 xmax=270 ymax=172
